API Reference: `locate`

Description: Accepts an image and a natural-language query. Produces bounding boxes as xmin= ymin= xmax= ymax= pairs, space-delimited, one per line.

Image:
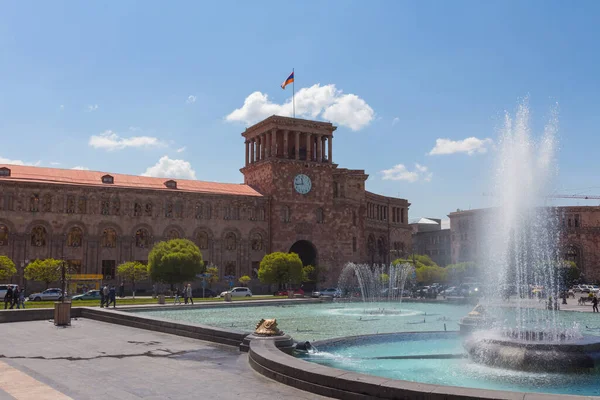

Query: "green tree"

xmin=116 ymin=261 xmax=148 ymax=298
xmin=0 ymin=256 xmax=17 ymax=282
xmin=561 ymin=260 xmax=581 ymax=287
xmin=258 ymin=252 xmax=303 ymax=287
xmin=415 ymin=265 xmax=447 ymax=285
xmin=239 ymin=275 xmax=251 ymax=286
xmin=24 ymin=258 xmax=63 ymax=289
xmin=205 ymin=264 xmax=219 ymax=287
xmin=302 ymin=265 xmax=317 ymax=283
xmin=380 ymin=273 xmax=390 ymax=284
xmin=148 ymin=239 xmax=205 ymax=289
xmin=445 ymin=262 xmax=479 ymax=283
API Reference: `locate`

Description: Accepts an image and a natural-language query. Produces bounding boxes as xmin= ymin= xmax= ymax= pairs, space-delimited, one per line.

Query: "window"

xmin=167 ymin=229 xmax=180 ymax=240
xmin=0 ymin=167 xmax=10 ymax=177
xmin=111 ymin=197 xmax=120 ymax=215
xmin=66 ymin=195 xmax=76 ymax=214
xmin=165 ymin=202 xmax=174 ymax=218
xmin=316 ymin=208 xmax=324 ymax=224
xmin=134 ymin=202 xmax=142 ymax=217
xmin=31 ymin=226 xmax=47 ymax=247
xmin=3 ymin=193 xmax=13 ymax=211
xmin=225 ymin=232 xmax=237 ymax=250
xmin=251 ymin=233 xmax=263 ymax=251
xmin=101 ymin=198 xmax=110 ymax=215
xmin=352 ymin=237 xmax=357 ymax=252
xmin=102 ymin=228 xmax=117 ymax=248
xmin=77 ymin=197 xmax=87 ymax=214
xmin=145 ymin=202 xmax=153 ymax=217
xmin=164 ymin=180 xmax=177 ymax=189
xmin=101 ymin=175 xmax=114 ymax=184
xmin=67 ymin=227 xmax=83 ymax=247
xmin=575 ymin=214 xmax=580 ymax=228
xmin=174 ymin=201 xmax=183 ymax=218
xmin=400 ymin=208 xmax=405 ymax=223
xmin=135 ymin=229 xmax=150 ymax=248
xmin=333 ymin=182 xmax=339 ymax=198
xmin=197 ymin=231 xmax=209 ymax=249
xmin=42 ymin=194 xmax=52 ymax=212
xmin=30 ymin=194 xmax=39 ymax=212
xmin=281 ymin=206 xmax=291 ymax=223
xmin=102 ymin=260 xmax=116 ymax=280
xmin=195 ymin=203 xmax=203 ymax=219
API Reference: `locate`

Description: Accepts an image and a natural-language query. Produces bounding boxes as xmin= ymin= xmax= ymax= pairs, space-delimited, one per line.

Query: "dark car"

xmin=191 ymin=288 xmax=217 ymax=298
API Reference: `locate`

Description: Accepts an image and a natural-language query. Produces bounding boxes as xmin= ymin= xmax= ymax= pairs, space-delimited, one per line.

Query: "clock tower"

xmin=240 ymin=115 xmax=411 ymax=283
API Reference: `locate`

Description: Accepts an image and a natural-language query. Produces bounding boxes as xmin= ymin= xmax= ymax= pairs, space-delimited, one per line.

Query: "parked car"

xmin=191 ymin=288 xmax=218 ymax=298
xmin=72 ymin=290 xmax=101 ymax=301
xmin=219 ymin=287 xmax=252 ymax=298
xmin=0 ymin=284 xmax=18 ymax=299
xmin=28 ymin=288 xmax=63 ymax=301
xmin=312 ymin=288 xmax=341 ymax=298
xmin=275 ymin=288 xmax=305 ymax=296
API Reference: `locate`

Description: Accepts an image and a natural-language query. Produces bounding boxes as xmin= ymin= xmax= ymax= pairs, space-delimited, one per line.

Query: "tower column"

xmin=317 ymin=135 xmax=322 ymax=163
xmin=271 ymin=128 xmax=277 ymax=157
xmin=306 ymin=133 xmax=311 ymax=161
xmin=265 ymin=132 xmax=271 ymax=158
xmin=283 ymin=130 xmax=289 ymax=158
xmin=245 ymin=141 xmax=249 ymax=166
xmin=251 ymin=140 xmax=255 ymax=163
xmin=295 ymin=131 xmax=300 ymax=160
xmin=321 ymin=137 xmax=326 ymax=162
xmin=260 ymin=134 xmax=266 ymax=160
xmin=328 ymin=136 xmax=333 ymax=163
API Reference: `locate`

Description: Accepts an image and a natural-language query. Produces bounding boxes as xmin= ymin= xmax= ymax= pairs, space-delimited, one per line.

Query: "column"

xmin=316 ymin=135 xmax=322 ymax=163
xmin=321 ymin=137 xmax=326 ymax=162
xmin=271 ymin=129 xmax=277 ymax=157
xmin=260 ymin=134 xmax=266 ymax=160
xmin=283 ymin=130 xmax=289 ymax=159
xmin=306 ymin=133 xmax=311 ymax=161
xmin=328 ymin=136 xmax=333 ymax=163
xmin=265 ymin=132 xmax=271 ymax=158
xmin=251 ymin=140 xmax=255 ymax=163
xmin=295 ymin=131 xmax=300 ymax=160
xmin=245 ymin=141 xmax=249 ymax=166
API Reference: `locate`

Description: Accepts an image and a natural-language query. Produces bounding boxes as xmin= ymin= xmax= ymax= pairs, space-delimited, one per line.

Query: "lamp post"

xmin=54 ymin=257 xmax=72 ymax=326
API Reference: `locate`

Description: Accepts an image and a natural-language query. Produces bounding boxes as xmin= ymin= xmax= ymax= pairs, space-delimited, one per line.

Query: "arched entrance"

xmin=289 ymin=240 xmax=317 ymax=266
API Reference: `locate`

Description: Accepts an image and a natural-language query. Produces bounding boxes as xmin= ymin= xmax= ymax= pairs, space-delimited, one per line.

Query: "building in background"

xmin=448 ymin=207 xmax=600 ymax=282
xmin=0 ymin=116 xmax=412 ymax=290
xmin=410 ymin=217 xmax=451 ymax=267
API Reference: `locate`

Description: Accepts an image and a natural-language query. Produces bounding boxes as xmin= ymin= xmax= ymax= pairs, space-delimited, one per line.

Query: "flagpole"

xmin=292 ymin=68 xmax=295 ymax=119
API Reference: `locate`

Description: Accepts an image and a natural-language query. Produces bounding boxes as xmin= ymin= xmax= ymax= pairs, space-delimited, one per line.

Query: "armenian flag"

xmin=281 ymin=71 xmax=294 ymax=89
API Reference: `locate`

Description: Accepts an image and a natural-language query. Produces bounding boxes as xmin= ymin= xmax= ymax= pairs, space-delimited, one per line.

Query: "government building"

xmin=0 ymin=116 xmax=411 ymax=290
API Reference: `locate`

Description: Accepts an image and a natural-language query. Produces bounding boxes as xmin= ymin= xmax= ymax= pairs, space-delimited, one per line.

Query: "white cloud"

xmin=71 ymin=166 xmax=89 ymax=170
xmin=392 ymin=117 xmax=399 ymax=126
xmin=86 ymin=104 xmax=99 ymax=112
xmin=89 ymin=130 xmax=164 ymax=151
xmin=186 ymin=95 xmax=197 ymax=104
xmin=225 ymin=84 xmax=375 ymax=131
xmin=429 ymin=137 xmax=493 ymax=156
xmin=142 ymin=156 xmax=197 ymax=180
xmin=50 ymin=162 xmax=61 ymax=166
xmin=380 ymin=163 xmax=433 ymax=183
xmin=0 ymin=156 xmax=40 ymax=166
xmin=176 ymin=146 xmax=186 ymax=153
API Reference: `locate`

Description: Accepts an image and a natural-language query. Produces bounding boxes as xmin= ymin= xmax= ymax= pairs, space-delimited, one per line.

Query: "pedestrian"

xmin=18 ymin=288 xmax=25 ymax=309
xmin=186 ymin=284 xmax=194 ymax=305
xmin=102 ymin=285 xmax=109 ymax=307
xmin=100 ymin=286 xmax=105 ymax=308
xmin=174 ymin=287 xmax=181 ymax=305
xmin=4 ymin=286 xmax=13 ymax=309
xmin=593 ymin=296 xmax=599 ymax=313
xmin=11 ymin=286 xmax=19 ymax=309
xmin=119 ymin=282 xmax=125 ymax=298
xmin=108 ymin=286 xmax=116 ymax=308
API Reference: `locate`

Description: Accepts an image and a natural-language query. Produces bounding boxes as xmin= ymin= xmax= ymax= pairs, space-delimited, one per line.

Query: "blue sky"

xmin=2 ymin=1 xmax=600 ymax=222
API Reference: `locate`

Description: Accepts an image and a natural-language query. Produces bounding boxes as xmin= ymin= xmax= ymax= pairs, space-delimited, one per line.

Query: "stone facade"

xmin=0 ymin=116 xmax=411 ymax=290
xmin=410 ymin=218 xmax=451 ymax=267
xmin=448 ymin=207 xmax=600 ymax=282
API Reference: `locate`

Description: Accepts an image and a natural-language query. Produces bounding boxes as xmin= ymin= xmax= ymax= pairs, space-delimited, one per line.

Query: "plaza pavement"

xmin=0 ymin=319 xmax=331 ymax=400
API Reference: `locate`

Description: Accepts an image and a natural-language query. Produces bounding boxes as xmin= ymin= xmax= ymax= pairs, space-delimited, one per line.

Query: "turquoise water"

xmin=302 ymin=332 xmax=600 ymax=397
xmin=131 ymin=301 xmax=600 ymax=396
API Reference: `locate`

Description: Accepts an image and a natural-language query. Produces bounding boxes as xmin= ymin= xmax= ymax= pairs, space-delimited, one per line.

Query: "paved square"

xmin=0 ymin=319 xmax=330 ymax=400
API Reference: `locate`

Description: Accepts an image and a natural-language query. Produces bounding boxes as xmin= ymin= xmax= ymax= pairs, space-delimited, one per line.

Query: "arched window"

xmin=225 ymin=232 xmax=237 ymax=250
xmin=167 ymin=229 xmax=180 ymax=240
xmin=101 ymin=198 xmax=110 ymax=215
xmin=102 ymin=228 xmax=117 ymax=248
xmin=258 ymin=207 xmax=265 ymax=221
xmin=30 ymin=194 xmax=40 ymax=212
xmin=111 ymin=197 xmax=121 ymax=216
xmin=67 ymin=227 xmax=83 ymax=247
xmin=136 ymin=229 xmax=150 ymax=248
xmin=133 ymin=202 xmax=142 ymax=217
xmin=378 ymin=237 xmax=386 ymax=258
xmin=367 ymin=234 xmax=376 ymax=262
xmin=281 ymin=206 xmax=291 ymax=223
xmin=0 ymin=225 xmax=8 ymax=246
xmin=144 ymin=202 xmax=153 ymax=217
xmin=197 ymin=231 xmax=209 ymax=249
xmin=225 ymin=262 xmax=236 ymax=277
xmin=251 ymin=233 xmax=263 ymax=251
xmin=316 ymin=208 xmax=324 ymax=224
xmin=31 ymin=226 xmax=47 ymax=247
xmin=42 ymin=194 xmax=52 ymax=212
xmin=165 ymin=202 xmax=174 ymax=218
xmin=77 ymin=196 xmax=87 ymax=214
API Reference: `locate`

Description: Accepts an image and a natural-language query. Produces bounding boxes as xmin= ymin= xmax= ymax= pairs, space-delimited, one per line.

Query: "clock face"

xmin=293 ymin=174 xmax=312 ymax=194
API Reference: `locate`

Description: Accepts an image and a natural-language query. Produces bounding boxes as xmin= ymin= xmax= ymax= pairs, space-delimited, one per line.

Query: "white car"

xmin=0 ymin=284 xmax=18 ymax=299
xmin=312 ymin=288 xmax=341 ymax=298
xmin=28 ymin=288 xmax=63 ymax=301
xmin=219 ymin=287 xmax=252 ymax=298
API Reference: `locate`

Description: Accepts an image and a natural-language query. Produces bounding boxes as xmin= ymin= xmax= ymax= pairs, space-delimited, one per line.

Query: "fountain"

xmin=337 ymin=262 xmax=415 ymax=304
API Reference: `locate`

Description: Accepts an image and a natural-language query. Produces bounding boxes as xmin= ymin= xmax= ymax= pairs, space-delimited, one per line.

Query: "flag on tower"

xmin=281 ymin=71 xmax=294 ymax=89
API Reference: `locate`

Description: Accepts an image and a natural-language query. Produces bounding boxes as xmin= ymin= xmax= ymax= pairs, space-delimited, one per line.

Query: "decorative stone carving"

xmin=136 ymin=229 xmax=149 ymax=248
xmin=31 ymin=226 xmax=46 ymax=247
xmin=254 ymin=318 xmax=282 ymax=336
xmin=251 ymin=233 xmax=263 ymax=251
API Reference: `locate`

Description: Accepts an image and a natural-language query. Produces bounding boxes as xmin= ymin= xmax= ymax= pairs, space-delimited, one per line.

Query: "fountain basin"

xmin=464 ymin=331 xmax=600 ymax=372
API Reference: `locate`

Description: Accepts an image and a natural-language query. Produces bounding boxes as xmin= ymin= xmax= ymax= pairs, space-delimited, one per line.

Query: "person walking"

xmin=186 ymin=284 xmax=193 ymax=305
xmin=593 ymin=296 xmax=599 ymax=313
xmin=108 ymin=286 xmax=116 ymax=308
xmin=4 ymin=286 xmax=13 ymax=309
xmin=17 ymin=288 xmax=25 ymax=309
xmin=102 ymin=285 xmax=109 ymax=307
xmin=174 ymin=287 xmax=181 ymax=305
xmin=100 ymin=286 xmax=105 ymax=308
xmin=10 ymin=286 xmax=19 ymax=309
